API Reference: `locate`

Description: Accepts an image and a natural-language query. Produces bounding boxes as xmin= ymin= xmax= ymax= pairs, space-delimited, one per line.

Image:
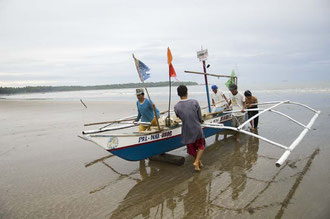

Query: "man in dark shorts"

xmin=244 ymin=90 xmax=259 ymax=131
xmin=174 ymin=85 xmax=205 ymax=171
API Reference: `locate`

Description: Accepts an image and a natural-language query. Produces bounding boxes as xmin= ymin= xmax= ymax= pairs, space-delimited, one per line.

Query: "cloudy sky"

xmin=0 ymin=0 xmax=329 ymax=87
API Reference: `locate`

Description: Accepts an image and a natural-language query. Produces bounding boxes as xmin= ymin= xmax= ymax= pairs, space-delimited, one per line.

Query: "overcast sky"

xmin=0 ymin=0 xmax=329 ymax=87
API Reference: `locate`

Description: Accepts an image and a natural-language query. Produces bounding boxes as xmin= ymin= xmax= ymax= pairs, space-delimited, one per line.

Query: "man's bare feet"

xmin=193 ymin=162 xmax=200 ymax=171
xmin=199 ymin=160 xmax=203 ymax=167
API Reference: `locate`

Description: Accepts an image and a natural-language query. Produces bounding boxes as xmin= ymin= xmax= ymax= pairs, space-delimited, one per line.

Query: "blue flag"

xmin=133 ymin=54 xmax=150 ymax=82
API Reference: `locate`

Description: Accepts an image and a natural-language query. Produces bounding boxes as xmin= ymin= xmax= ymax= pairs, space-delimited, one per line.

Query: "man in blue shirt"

xmin=135 ymin=88 xmax=160 ymax=131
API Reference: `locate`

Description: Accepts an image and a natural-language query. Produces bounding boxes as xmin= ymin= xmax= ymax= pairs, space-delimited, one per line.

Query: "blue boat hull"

xmin=109 ymin=119 xmax=232 ymax=161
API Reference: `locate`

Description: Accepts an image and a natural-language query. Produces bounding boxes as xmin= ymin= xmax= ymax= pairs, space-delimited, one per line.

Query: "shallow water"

xmin=0 ymin=91 xmax=330 ymax=218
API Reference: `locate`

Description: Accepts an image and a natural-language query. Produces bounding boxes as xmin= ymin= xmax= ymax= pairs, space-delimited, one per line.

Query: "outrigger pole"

xmin=183 ymin=70 xmax=237 ymax=80
xmin=132 ymin=54 xmax=161 ymax=131
xmin=202 ymin=101 xmax=320 ymax=167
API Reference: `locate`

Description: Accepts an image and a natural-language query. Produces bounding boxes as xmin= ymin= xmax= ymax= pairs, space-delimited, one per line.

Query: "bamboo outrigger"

xmin=203 ymin=101 xmax=320 ymax=166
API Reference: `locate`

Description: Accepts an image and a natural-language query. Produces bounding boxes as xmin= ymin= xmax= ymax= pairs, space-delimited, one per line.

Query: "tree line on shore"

xmin=0 ymin=81 xmax=198 ymax=95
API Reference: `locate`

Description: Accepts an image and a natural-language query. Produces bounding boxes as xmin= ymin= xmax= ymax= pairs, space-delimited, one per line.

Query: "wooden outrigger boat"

xmin=80 ymin=48 xmax=320 ymax=167
xmin=81 ymin=100 xmax=320 ymax=166
xmin=81 ymin=108 xmax=232 ymax=161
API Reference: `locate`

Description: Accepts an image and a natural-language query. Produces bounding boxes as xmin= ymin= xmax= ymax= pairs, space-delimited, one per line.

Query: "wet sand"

xmin=1 ymin=94 xmax=330 ymax=218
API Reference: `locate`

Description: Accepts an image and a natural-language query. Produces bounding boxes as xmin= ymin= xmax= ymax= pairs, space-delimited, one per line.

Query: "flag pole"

xmin=166 ymin=47 xmax=176 ymax=126
xmin=168 ymin=73 xmax=171 ymax=120
xmin=143 ymin=87 xmax=161 ymax=131
xmin=203 ymin=59 xmax=211 ymax=113
xmin=132 ymin=54 xmax=161 ymax=131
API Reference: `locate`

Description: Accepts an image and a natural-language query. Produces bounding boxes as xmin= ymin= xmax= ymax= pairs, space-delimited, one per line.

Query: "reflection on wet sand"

xmin=220 ymin=131 xmax=259 ymax=201
xmin=86 ymin=132 xmax=319 ymax=218
xmin=110 ymin=134 xmax=260 ymax=218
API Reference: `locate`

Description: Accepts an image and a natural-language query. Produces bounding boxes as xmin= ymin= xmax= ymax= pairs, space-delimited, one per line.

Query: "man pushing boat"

xmin=135 ymin=88 xmax=160 ymax=131
xmin=228 ymin=84 xmax=246 ymax=142
xmin=174 ymin=85 xmax=205 ymax=171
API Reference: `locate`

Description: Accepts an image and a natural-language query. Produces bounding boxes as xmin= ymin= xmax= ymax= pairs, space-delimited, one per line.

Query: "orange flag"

xmin=167 ymin=47 xmax=176 ymax=77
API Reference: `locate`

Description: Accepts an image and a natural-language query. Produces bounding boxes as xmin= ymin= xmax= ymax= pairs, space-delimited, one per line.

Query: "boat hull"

xmin=112 ymin=123 xmax=231 ymax=161
xmin=84 ymin=113 xmax=232 ymax=161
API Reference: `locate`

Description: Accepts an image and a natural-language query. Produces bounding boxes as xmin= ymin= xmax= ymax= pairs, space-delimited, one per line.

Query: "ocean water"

xmin=1 ymin=84 xmax=330 ymax=103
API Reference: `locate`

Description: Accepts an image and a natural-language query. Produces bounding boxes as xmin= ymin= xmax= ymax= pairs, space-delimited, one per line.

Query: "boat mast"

xmin=168 ymin=70 xmax=172 ymax=121
xmin=202 ymin=59 xmax=211 ymax=113
xmin=197 ymin=48 xmax=211 ymax=113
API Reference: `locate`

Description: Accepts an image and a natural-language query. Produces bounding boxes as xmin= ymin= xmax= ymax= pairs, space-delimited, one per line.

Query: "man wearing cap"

xmin=135 ymin=88 xmax=160 ymax=131
xmin=228 ymin=84 xmax=246 ymax=142
xmin=210 ymin=85 xmax=229 ymax=111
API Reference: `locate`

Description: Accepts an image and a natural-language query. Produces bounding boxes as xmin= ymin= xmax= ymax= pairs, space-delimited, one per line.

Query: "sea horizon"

xmin=1 ymin=82 xmax=329 ymax=102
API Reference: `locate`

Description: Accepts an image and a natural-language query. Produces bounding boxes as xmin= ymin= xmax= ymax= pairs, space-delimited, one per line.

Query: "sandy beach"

xmin=1 ymin=91 xmax=330 ymax=218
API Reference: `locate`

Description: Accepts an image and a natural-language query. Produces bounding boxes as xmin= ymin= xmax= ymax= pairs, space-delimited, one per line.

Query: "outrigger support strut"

xmin=237 ymin=100 xmax=288 ymax=131
xmin=202 ymin=101 xmax=320 ymax=167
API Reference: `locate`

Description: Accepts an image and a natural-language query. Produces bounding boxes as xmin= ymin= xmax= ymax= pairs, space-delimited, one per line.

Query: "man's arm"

xmin=136 ymin=103 xmax=141 ymax=121
xmin=196 ymin=102 xmax=203 ymax=123
xmin=242 ymin=101 xmax=246 ymax=112
xmin=136 ymin=111 xmax=141 ymax=121
xmin=223 ymin=94 xmax=230 ymax=108
xmin=174 ymin=106 xmax=181 ymax=120
xmin=212 ymin=98 xmax=216 ymax=107
xmin=242 ymin=95 xmax=246 ymax=112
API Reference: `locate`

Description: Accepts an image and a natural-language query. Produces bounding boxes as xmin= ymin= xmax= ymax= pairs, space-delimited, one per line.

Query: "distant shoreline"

xmin=0 ymin=81 xmax=198 ymax=95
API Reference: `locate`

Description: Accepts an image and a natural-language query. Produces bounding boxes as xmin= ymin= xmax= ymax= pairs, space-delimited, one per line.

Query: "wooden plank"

xmin=184 ymin=70 xmax=236 ymax=79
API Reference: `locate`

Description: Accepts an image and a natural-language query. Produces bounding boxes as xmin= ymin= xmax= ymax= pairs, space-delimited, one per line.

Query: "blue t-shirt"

xmin=136 ymin=98 xmax=160 ymax=122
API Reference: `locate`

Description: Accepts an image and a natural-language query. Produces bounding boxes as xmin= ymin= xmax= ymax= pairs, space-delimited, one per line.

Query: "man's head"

xmin=177 ymin=85 xmax=188 ymax=98
xmin=244 ymin=90 xmax=252 ymax=97
xmin=229 ymin=84 xmax=238 ymax=95
xmin=136 ymin=88 xmax=145 ymax=101
xmin=244 ymin=90 xmax=252 ymax=100
xmin=211 ymin=85 xmax=218 ymax=93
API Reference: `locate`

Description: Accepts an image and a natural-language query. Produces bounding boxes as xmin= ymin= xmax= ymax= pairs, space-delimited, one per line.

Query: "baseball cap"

xmin=136 ymin=88 xmax=144 ymax=95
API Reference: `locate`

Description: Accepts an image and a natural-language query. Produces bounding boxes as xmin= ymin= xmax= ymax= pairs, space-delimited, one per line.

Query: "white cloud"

xmin=0 ymin=0 xmax=329 ymax=87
